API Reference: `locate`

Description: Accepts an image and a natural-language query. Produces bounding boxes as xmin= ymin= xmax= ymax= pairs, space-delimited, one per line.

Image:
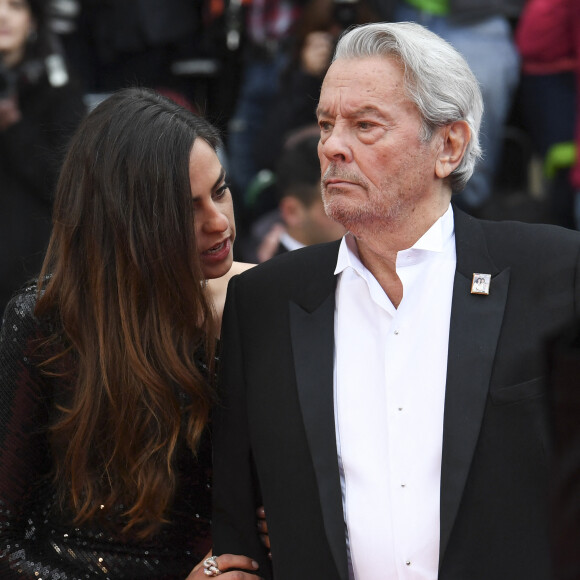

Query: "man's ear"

xmin=435 ymin=120 xmax=470 ymax=179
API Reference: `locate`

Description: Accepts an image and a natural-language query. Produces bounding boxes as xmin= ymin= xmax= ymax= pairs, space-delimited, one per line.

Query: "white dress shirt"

xmin=333 ymin=205 xmax=456 ymax=580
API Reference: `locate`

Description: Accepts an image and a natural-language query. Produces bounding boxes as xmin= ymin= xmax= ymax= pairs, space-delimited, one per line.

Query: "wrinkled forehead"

xmin=317 ymin=56 xmax=408 ymax=117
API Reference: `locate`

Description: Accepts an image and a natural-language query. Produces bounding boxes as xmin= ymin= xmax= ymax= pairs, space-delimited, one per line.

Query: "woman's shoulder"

xmin=229 ymin=261 xmax=256 ymax=277
xmin=1 ymin=278 xmax=57 ymax=342
xmin=207 ymin=262 xmax=256 ymax=331
xmin=209 ymin=261 xmax=255 ymax=293
xmin=2 ymin=281 xmax=39 ymax=324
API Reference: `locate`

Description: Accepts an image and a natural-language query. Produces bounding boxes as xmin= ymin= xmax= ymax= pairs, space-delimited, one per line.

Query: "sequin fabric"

xmin=0 ymin=285 xmax=213 ymax=579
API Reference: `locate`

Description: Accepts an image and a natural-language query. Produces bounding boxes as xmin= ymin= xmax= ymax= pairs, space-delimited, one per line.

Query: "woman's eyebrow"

xmin=212 ymin=167 xmax=226 ymax=190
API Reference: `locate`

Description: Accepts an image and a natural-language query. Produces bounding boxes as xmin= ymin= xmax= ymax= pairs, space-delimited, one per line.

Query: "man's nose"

xmin=320 ymin=126 xmax=353 ymax=163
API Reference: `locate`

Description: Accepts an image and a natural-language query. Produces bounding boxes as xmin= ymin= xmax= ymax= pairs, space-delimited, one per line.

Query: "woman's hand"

xmin=186 ymin=551 xmax=262 ymax=579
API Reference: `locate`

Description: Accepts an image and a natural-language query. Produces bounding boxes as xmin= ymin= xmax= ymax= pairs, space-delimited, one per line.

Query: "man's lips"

xmin=324 ymin=178 xmax=359 ymax=188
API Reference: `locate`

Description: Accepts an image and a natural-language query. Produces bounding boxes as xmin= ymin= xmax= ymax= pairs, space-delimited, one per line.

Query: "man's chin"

xmin=324 ymin=200 xmax=364 ymax=228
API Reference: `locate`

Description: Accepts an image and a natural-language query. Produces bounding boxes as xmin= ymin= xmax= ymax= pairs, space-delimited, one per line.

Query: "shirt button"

xmin=394 ymin=329 xmax=400 ymax=335
xmin=406 ymin=561 xmax=411 ymax=566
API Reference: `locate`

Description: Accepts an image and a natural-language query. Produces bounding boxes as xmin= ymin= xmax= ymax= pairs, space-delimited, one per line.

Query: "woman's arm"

xmin=0 ymin=290 xmax=54 ymax=575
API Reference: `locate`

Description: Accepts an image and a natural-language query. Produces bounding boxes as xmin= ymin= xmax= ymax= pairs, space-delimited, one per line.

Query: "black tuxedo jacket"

xmin=548 ymin=320 xmax=580 ymax=580
xmin=213 ymin=210 xmax=580 ymax=580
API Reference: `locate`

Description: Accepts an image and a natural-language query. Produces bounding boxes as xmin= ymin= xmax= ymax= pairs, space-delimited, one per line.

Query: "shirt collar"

xmin=279 ymin=230 xmax=306 ymax=252
xmin=411 ymin=203 xmax=454 ymax=252
xmin=334 ymin=204 xmax=454 ymax=276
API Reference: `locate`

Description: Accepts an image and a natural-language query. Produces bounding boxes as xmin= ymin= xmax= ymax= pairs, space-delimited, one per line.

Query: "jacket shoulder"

xmin=231 ymin=241 xmax=340 ymax=306
xmin=238 ymin=241 xmax=340 ymax=283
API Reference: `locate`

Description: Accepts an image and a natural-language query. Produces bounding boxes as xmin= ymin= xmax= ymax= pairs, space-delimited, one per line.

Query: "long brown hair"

xmin=35 ymin=87 xmax=221 ymax=538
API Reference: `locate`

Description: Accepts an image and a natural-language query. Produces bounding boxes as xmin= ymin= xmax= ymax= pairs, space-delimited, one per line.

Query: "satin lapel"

xmin=439 ymin=210 xmax=510 ymax=563
xmin=290 ymin=288 xmax=349 ymax=580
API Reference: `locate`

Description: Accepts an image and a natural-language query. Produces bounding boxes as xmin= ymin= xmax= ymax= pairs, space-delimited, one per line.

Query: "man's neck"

xmin=351 ymin=199 xmax=452 ymax=306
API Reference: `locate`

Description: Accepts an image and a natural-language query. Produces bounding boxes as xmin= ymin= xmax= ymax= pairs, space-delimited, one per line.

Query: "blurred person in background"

xmin=246 ymin=131 xmax=346 ymax=262
xmin=225 ymin=0 xmax=307 ymax=222
xmin=516 ymin=0 xmax=580 ymax=229
xmin=0 ymin=0 xmax=86 ymax=315
xmin=72 ymin=0 xmax=201 ymax=97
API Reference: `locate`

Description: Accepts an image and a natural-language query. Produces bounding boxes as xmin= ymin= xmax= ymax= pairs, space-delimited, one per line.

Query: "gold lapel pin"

xmin=471 ymin=273 xmax=491 ymax=295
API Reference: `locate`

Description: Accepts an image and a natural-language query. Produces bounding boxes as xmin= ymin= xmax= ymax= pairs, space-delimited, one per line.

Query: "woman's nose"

xmin=201 ymin=204 xmax=229 ymax=233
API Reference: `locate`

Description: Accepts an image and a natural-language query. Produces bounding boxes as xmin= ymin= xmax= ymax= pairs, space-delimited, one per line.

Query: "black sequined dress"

xmin=0 ymin=285 xmax=212 ymax=579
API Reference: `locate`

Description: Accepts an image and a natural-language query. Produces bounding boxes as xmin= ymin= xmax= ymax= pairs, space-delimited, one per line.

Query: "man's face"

xmin=317 ymin=56 xmax=443 ymax=239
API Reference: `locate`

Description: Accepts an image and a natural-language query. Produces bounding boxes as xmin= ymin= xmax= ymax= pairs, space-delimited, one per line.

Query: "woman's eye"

xmin=214 ymin=183 xmax=230 ymax=199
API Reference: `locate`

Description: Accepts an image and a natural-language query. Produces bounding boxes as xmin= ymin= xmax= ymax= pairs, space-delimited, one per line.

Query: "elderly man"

xmin=212 ymin=22 xmax=580 ymax=580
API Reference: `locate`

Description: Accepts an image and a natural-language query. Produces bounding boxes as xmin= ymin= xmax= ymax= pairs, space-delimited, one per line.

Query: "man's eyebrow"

xmin=316 ymin=105 xmax=384 ymax=118
xmin=316 ymin=105 xmax=328 ymax=118
xmin=351 ymin=106 xmax=383 ymax=117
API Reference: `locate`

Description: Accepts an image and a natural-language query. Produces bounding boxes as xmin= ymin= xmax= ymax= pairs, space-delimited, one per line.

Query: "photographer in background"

xmin=0 ymin=0 xmax=85 ymax=315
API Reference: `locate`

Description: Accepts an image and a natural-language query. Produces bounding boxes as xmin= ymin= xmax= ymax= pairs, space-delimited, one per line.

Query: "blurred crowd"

xmin=1 ymin=0 xmax=579 ymax=314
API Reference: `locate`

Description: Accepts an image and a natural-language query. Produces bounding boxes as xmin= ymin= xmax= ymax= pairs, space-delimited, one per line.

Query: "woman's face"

xmin=0 ymin=0 xmax=33 ymax=67
xmin=190 ymin=138 xmax=236 ymax=280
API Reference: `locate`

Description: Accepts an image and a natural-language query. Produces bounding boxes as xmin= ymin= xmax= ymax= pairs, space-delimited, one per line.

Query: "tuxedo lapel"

xmin=288 ymin=243 xmax=349 ymax=580
xmin=439 ymin=210 xmax=510 ymax=563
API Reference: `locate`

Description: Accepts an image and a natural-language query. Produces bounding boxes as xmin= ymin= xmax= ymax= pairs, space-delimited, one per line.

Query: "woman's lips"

xmin=201 ymin=238 xmax=231 ymax=263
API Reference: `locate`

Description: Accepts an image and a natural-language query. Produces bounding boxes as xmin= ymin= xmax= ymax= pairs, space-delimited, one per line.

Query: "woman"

xmin=0 ymin=0 xmax=86 ymax=314
xmin=0 ymin=87 xmax=258 ymax=579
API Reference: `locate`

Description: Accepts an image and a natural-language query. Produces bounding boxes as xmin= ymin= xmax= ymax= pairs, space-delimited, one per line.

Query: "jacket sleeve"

xmin=211 ymin=275 xmax=273 ymax=578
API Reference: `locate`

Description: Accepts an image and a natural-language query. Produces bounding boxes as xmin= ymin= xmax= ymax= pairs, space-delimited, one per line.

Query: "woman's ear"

xmin=435 ymin=120 xmax=470 ymax=179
